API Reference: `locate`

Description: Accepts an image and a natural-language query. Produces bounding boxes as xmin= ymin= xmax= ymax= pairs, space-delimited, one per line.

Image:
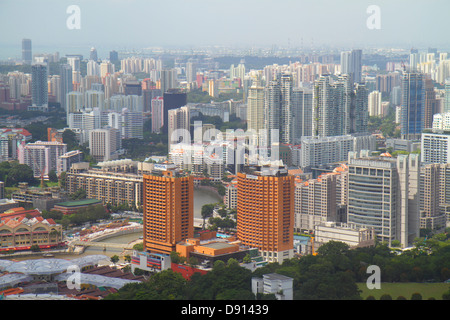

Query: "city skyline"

xmin=1 ymin=0 xmax=450 ymax=60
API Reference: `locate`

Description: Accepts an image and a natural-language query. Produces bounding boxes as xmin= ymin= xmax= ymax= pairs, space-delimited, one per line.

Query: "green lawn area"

xmin=358 ymin=282 xmax=450 ymax=300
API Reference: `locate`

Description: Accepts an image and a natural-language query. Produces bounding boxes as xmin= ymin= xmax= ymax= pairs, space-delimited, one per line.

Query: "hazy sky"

xmin=1 ymin=0 xmax=449 ymax=59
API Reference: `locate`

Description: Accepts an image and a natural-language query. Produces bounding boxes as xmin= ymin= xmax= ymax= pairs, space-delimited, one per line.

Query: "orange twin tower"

xmin=143 ymin=165 xmax=294 ymax=263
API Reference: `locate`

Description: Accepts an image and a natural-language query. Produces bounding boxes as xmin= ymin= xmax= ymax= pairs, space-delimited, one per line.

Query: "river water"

xmin=1 ymin=188 xmax=222 ymax=263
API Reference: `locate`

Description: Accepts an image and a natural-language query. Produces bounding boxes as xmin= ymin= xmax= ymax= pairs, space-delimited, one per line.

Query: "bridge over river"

xmin=69 ymin=240 xmax=135 ymax=250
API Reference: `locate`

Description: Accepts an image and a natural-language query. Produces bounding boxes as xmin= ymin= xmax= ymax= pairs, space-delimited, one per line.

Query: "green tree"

xmin=30 ymin=244 xmax=41 ymax=252
xmin=6 ymin=163 xmax=36 ymax=187
xmin=410 ymin=292 xmax=422 ymax=300
xmin=70 ymin=188 xmax=87 ymax=200
xmin=201 ymin=203 xmax=215 ymax=229
xmin=48 ymin=170 xmax=58 ymax=183
xmin=106 ymin=269 xmax=187 ymax=300
xmin=111 ymin=255 xmax=120 ymax=266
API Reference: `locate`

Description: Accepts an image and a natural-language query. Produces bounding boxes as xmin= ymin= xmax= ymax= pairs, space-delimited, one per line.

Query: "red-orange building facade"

xmin=143 ymin=169 xmax=193 ymax=255
xmin=237 ymin=167 xmax=295 ymax=263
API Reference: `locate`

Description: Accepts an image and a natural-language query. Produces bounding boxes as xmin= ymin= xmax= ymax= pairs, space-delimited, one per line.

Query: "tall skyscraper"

xmin=313 ymin=75 xmax=334 ymax=137
xmin=89 ymin=47 xmax=98 ymax=61
xmin=280 ymin=73 xmax=294 ymax=144
xmin=160 ymin=69 xmax=178 ymax=94
xmin=100 ymin=60 xmax=115 ymax=79
xmin=22 ymin=39 xmax=32 ymax=64
xmin=168 ymin=106 xmax=190 ymax=150
xmin=352 ymin=83 xmax=369 ymax=133
xmin=60 ymin=64 xmax=73 ymax=112
xmin=151 ymin=97 xmax=164 ymax=133
xmin=89 ymin=127 xmax=121 ymax=162
xmin=246 ymin=81 xmax=265 ymax=134
xmin=340 ymin=49 xmax=362 ymax=84
xmin=185 ymin=61 xmax=197 ymax=84
xmin=295 ymin=173 xmax=339 ymax=233
xmin=419 ymin=163 xmax=448 ymax=233
xmin=237 ymin=165 xmax=294 ymax=264
xmin=264 ymin=73 xmax=295 ymax=144
xmin=444 ymin=79 xmax=450 ymax=113
xmin=421 ymin=132 xmax=450 ymax=164
xmin=347 ymin=152 xmax=420 ymax=247
xmin=162 ymin=90 xmax=187 ymax=134
xmin=31 ymin=63 xmax=48 ymax=111
xmin=292 ymin=87 xmax=313 ymax=143
xmin=264 ymin=78 xmax=282 ymax=144
xmin=424 ymin=77 xmax=438 ymax=129
xmin=143 ymin=164 xmax=193 ymax=255
xmin=368 ymin=90 xmax=382 ymax=117
xmin=109 ymin=50 xmax=119 ymax=63
xmin=401 ymin=72 xmax=425 ymax=140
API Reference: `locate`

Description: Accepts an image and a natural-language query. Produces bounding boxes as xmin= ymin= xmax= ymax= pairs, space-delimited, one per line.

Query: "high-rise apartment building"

xmin=18 ymin=141 xmax=67 ymax=178
xmin=424 ymin=77 xmax=438 ymax=129
xmin=347 ymin=151 xmax=420 ymax=247
xmin=313 ymin=75 xmax=353 ymax=137
xmin=151 ymin=97 xmax=164 ymax=133
xmin=237 ymin=165 xmax=294 ymax=263
xmin=108 ymin=108 xmax=143 ymax=140
xmin=295 ymin=173 xmax=339 ymax=233
xmin=31 ymin=63 xmax=48 ymax=111
xmin=100 ymin=60 xmax=115 ymax=79
xmin=65 ymin=160 xmax=151 ymax=208
xmin=109 ymin=51 xmax=119 ymax=63
xmin=340 ymin=49 xmax=362 ymax=84
xmin=368 ymin=90 xmax=382 ymax=117
xmin=168 ymin=106 xmax=190 ymax=150
xmin=292 ymin=87 xmax=313 ymax=143
xmin=89 ymin=47 xmax=98 ymax=61
xmin=185 ymin=61 xmax=197 ymax=84
xmin=60 ymin=64 xmax=73 ymax=112
xmin=89 ymin=127 xmax=121 ymax=162
xmin=143 ymin=164 xmax=193 ymax=255
xmin=401 ymin=72 xmax=425 ymax=140
xmin=420 ymin=163 xmax=448 ymax=232
xmin=162 ymin=90 xmax=187 ymax=134
xmin=264 ymin=78 xmax=282 ymax=144
xmin=264 ymin=73 xmax=295 ymax=144
xmin=444 ymin=79 xmax=450 ymax=113
xmin=246 ymin=81 xmax=265 ymax=134
xmin=300 ymin=133 xmax=376 ymax=169
xmin=160 ymin=69 xmax=178 ymax=94
xmin=421 ymin=132 xmax=450 ymax=164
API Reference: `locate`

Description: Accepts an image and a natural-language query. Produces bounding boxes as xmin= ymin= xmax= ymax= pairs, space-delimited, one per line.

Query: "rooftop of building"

xmin=199 ymin=242 xmax=237 ymax=250
xmin=54 ymin=199 xmax=102 ymax=208
xmin=241 ymin=164 xmax=289 ymax=177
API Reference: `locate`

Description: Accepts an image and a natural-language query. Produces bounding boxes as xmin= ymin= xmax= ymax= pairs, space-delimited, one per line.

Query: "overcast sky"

xmin=0 ymin=0 xmax=449 ymax=59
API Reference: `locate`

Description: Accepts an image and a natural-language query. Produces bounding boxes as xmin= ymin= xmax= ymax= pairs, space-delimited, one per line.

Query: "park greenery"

xmin=187 ymin=88 xmax=243 ymax=104
xmin=368 ymin=108 xmax=400 ymax=138
xmin=0 ymin=161 xmax=36 ymax=187
xmin=104 ymin=235 xmax=450 ymax=300
xmin=42 ymin=204 xmax=110 ymax=229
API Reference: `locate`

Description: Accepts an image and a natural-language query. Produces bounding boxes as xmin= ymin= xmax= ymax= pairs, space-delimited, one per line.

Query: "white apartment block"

xmin=89 ymin=128 xmax=121 ymax=162
xmin=59 ymin=150 xmax=83 ymax=173
xmin=18 ymin=141 xmax=67 ymax=178
xmin=314 ymin=222 xmax=375 ymax=248
xmin=300 ymin=134 xmax=376 ymax=169
xmin=252 ymin=273 xmax=293 ymax=300
xmin=421 ymin=132 xmax=450 ymax=164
